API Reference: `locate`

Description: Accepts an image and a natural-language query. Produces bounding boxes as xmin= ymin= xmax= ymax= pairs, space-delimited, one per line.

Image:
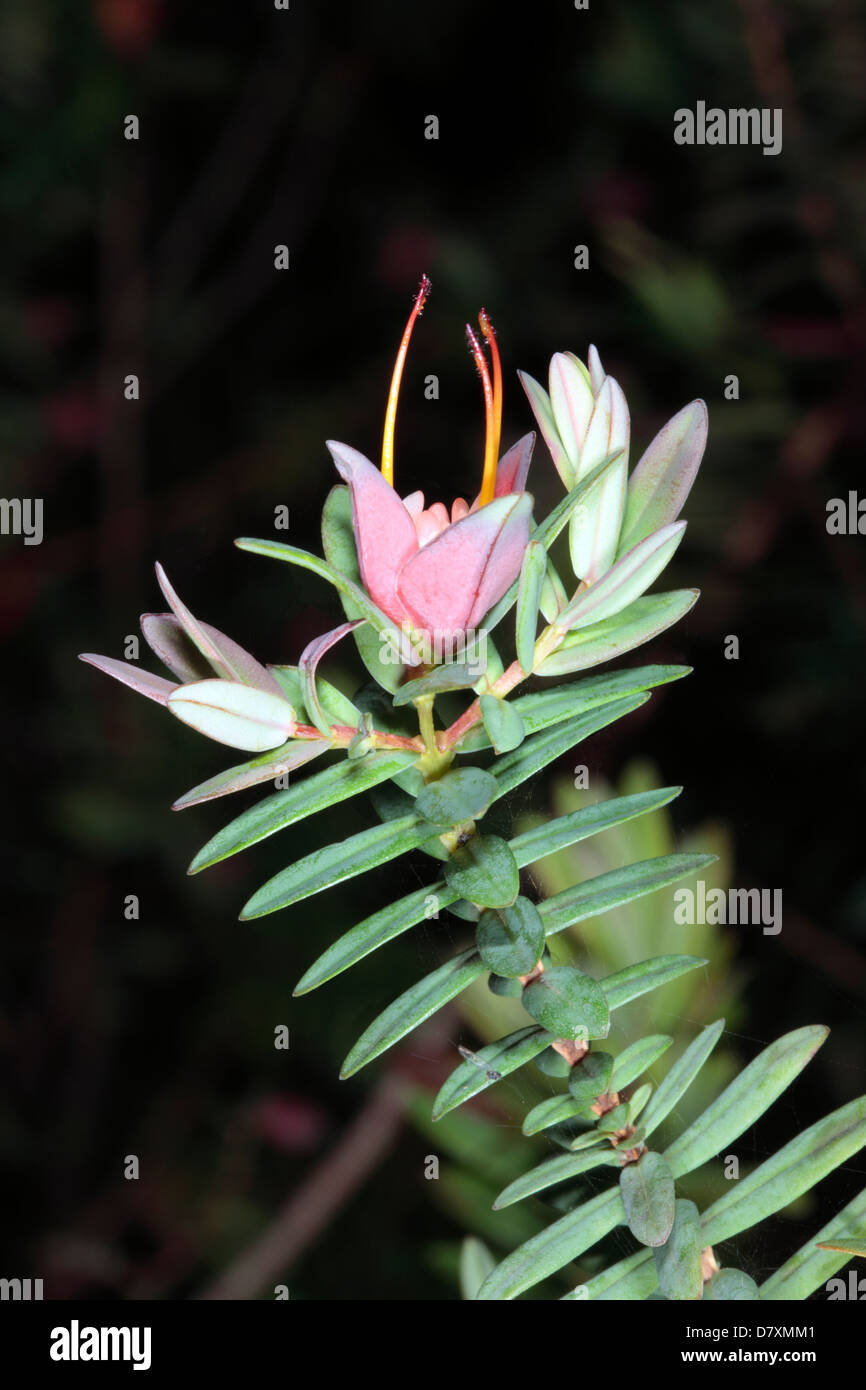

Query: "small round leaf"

xmin=522 ymin=966 xmax=610 ymax=1042
xmin=567 ymin=1050 xmax=614 ymax=1108
xmin=620 ymin=1151 xmax=676 ymax=1247
xmin=416 ymin=767 xmax=498 ymax=826
xmin=476 ymin=897 xmax=545 ymax=977
xmin=444 ymin=834 xmax=520 ymax=908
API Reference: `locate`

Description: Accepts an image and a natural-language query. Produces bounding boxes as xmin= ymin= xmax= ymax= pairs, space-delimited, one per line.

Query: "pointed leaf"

xmin=618 ymin=400 xmax=708 ymax=555
xmin=489 ymin=695 xmax=648 ymax=798
xmin=535 ymin=590 xmax=699 ymax=678
xmin=518 ymin=369 xmax=574 ymax=487
xmin=340 ymin=946 xmax=484 ymax=1078
xmin=760 ymin=1185 xmax=866 ymax=1300
xmin=142 ymin=612 xmax=283 ymax=694
xmin=516 ymin=540 xmax=547 ymax=673
xmin=432 ymin=1026 xmax=552 ymax=1121
xmin=240 ymin=811 xmax=430 ymax=918
xmin=476 ymin=1187 xmax=624 ymax=1300
xmin=298 ymin=620 xmax=365 ymax=735
xmin=559 ymin=523 xmax=686 ymax=634
xmin=173 ymin=739 xmax=330 ymax=809
xmin=189 ymin=750 xmax=417 ymax=872
xmin=79 ymin=653 xmax=177 ymax=706
xmin=610 ymin=1035 xmax=674 ymax=1092
xmin=641 ymin=1020 xmax=725 ymax=1138
xmin=459 ymin=1238 xmax=497 ymax=1300
xmin=494 ymin=1147 xmax=620 ymax=1210
xmin=701 ymin=1094 xmax=866 ymax=1247
xmin=663 ymin=1026 xmax=829 ymax=1179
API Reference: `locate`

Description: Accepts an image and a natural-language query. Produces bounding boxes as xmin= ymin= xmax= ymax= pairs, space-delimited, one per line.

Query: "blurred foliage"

xmin=2 ymin=0 xmax=865 ymax=1298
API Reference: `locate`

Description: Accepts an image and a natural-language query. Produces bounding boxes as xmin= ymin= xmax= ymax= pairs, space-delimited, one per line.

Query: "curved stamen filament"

xmin=466 ymin=324 xmax=497 ymax=506
xmin=478 ymin=309 xmax=502 ymax=485
xmin=381 ymin=274 xmax=431 ymax=485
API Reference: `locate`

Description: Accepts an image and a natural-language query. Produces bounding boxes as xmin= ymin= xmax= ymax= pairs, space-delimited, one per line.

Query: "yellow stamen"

xmin=466 ymin=324 xmax=497 ymax=506
xmin=381 ymin=274 xmax=431 ymax=485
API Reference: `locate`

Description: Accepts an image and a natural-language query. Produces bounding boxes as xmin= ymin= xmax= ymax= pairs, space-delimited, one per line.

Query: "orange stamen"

xmin=381 ymin=274 xmax=431 ymax=485
xmin=478 ymin=309 xmax=502 ymax=481
xmin=466 ymin=324 xmax=497 ymax=506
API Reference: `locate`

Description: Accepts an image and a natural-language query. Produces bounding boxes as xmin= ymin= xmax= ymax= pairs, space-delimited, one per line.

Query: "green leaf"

xmin=568 ymin=1051 xmax=614 ymax=1108
xmin=663 ymin=1026 xmax=829 ymax=1179
xmin=294 ymin=882 xmax=451 ymax=996
xmin=444 ymin=835 xmax=520 ymax=909
xmin=457 ymin=664 xmax=690 ymax=752
xmin=815 ymin=1238 xmax=866 ymax=1257
xmin=189 ymin=750 xmax=416 ymax=873
xmin=703 ymin=1269 xmax=759 ymax=1301
xmin=459 ymin=1237 xmax=497 ymax=1300
xmin=628 ymin=1083 xmax=653 ymax=1123
xmin=540 ymin=856 xmax=715 ymax=946
xmin=415 ymin=768 xmax=497 ymax=827
xmin=392 ymin=663 xmax=481 ymax=705
xmin=700 ymin=1094 xmax=866 ymax=1248
xmin=510 ymin=787 xmax=681 ymax=869
xmin=476 ymin=1187 xmax=624 ymax=1300
xmin=340 ymin=885 xmax=707 ymax=1080
xmin=640 ymin=1021 xmax=725 ymax=1139
xmin=295 ymin=791 xmax=678 ymax=995
xmin=653 ymin=1199 xmax=703 ymax=1300
xmin=493 ymin=1147 xmax=619 ymax=1210
xmin=523 ymin=967 xmax=611 ymax=1043
xmin=620 ymin=1152 xmax=676 ymax=1247
xmin=535 ymin=590 xmax=699 ymax=678
xmin=570 ymin=1249 xmax=657 ymax=1301
xmin=601 ymin=953 xmax=709 ymax=1011
xmin=240 ymin=812 xmax=431 ymax=918
xmin=760 ymin=1185 xmax=866 ymax=1300
xmin=489 ymin=695 xmax=649 ymax=798
xmin=610 ymin=1035 xmax=674 ymax=1092
xmin=172 ymin=739 xmax=330 ymax=810
xmin=515 ymin=540 xmax=547 ymax=672
xmin=521 ymin=1093 xmax=590 ymax=1136
xmin=480 ymin=695 xmax=526 ymax=754
xmin=340 ymin=946 xmax=483 ymax=1078
xmin=476 ymin=897 xmax=545 ymax=978
xmin=432 ymin=1026 xmax=552 ymax=1121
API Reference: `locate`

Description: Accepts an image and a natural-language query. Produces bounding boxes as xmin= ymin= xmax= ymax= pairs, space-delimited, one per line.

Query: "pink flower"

xmin=331 ymin=277 xmax=534 ymax=638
